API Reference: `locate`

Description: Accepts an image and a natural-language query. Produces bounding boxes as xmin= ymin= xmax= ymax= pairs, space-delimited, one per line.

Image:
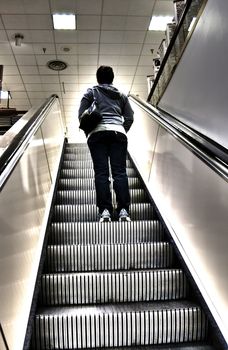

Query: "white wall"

xmin=159 ymin=0 xmax=228 ymax=150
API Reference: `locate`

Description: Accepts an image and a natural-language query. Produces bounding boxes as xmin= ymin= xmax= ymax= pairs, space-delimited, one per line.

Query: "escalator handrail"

xmin=130 ymin=94 xmax=228 ymax=181
xmin=0 ymin=94 xmax=59 ymax=190
xmin=147 ymin=0 xmax=193 ymax=102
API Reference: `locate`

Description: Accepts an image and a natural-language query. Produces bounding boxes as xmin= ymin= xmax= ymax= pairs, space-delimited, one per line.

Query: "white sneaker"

xmin=119 ymin=208 xmax=131 ymax=222
xmin=99 ymin=209 xmax=111 ymax=222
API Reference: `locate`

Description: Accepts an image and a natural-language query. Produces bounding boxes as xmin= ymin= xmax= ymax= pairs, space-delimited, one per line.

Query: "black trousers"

xmin=87 ymin=131 xmax=130 ymax=214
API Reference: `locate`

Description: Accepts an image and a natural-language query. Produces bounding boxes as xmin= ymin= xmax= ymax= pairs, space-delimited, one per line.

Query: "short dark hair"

xmin=96 ymin=66 xmax=114 ymax=84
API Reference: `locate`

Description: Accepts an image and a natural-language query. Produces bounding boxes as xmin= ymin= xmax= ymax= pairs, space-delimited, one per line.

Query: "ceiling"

xmin=0 ymin=0 xmax=174 ymax=127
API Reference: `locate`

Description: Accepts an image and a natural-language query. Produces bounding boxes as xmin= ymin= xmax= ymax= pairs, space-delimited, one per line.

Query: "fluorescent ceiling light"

xmin=149 ymin=16 xmax=173 ymax=31
xmin=0 ymin=91 xmax=11 ymax=99
xmin=52 ymin=14 xmax=76 ymax=30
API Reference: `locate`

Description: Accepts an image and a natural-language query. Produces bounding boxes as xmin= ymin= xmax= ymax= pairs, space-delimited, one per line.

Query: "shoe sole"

xmin=99 ymin=217 xmax=111 ymax=223
xmin=119 ymin=217 xmax=131 ymax=222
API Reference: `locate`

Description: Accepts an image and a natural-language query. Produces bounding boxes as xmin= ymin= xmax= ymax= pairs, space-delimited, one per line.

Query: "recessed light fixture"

xmin=149 ymin=16 xmax=173 ymax=31
xmin=52 ymin=14 xmax=76 ymax=30
xmin=0 ymin=91 xmax=11 ymax=99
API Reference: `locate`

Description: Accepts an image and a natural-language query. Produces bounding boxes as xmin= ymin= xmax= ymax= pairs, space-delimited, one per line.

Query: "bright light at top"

xmin=52 ymin=14 xmax=76 ymax=30
xmin=149 ymin=16 xmax=173 ymax=31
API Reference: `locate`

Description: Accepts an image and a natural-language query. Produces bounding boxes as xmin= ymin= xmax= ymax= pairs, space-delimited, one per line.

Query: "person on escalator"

xmin=78 ymin=65 xmax=134 ymax=222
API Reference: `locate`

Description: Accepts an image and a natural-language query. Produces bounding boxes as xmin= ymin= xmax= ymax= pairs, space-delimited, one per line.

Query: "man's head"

xmin=96 ymin=66 xmax=114 ymax=84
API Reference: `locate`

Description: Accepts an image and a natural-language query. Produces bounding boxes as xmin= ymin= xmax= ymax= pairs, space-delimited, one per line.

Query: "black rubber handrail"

xmin=147 ymin=0 xmax=193 ymax=103
xmin=130 ymin=95 xmax=228 ymax=181
xmin=0 ymin=94 xmax=58 ymax=189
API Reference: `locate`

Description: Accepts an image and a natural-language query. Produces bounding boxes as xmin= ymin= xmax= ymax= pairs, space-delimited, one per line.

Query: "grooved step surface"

xmin=60 ymin=165 xmax=137 ymax=178
xmin=49 ymin=221 xmax=164 ymax=245
xmin=32 ymin=302 xmax=208 ymax=349
xmin=44 ymin=242 xmax=173 ymax=272
xmin=53 ymin=203 xmax=155 ymax=222
xmin=58 ymin=177 xmax=142 ymax=190
xmin=40 ymin=269 xmax=188 ymax=306
xmin=56 ymin=189 xmax=148 ymax=205
xmin=62 ymin=157 xmax=132 ymax=168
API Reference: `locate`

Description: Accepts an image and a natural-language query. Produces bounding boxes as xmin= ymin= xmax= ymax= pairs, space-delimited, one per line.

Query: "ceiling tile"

xmin=98 ymin=55 xmax=119 ymax=66
xmin=11 ymin=44 xmax=35 ymax=55
xmin=3 ymin=66 xmax=20 ymax=75
xmin=125 ymin=16 xmax=150 ymax=31
xmin=3 ymin=75 xmax=23 ymax=84
xmin=2 ymin=15 xmax=28 ymax=29
xmin=118 ymin=55 xmax=139 ymax=66
xmin=15 ymin=55 xmax=37 ymax=65
xmin=58 ymin=54 xmax=78 ymax=65
xmin=138 ymin=56 xmax=154 ymax=66
xmin=10 ymin=92 xmax=27 ymax=98
xmin=40 ymin=75 xmax=59 ymax=84
xmin=0 ymin=30 xmax=8 ymax=42
xmin=7 ymin=83 xmax=25 ymax=91
xmin=116 ymin=66 xmax=136 ymax=76
xmin=100 ymin=44 xmax=121 ymax=55
xmin=27 ymin=91 xmax=45 ymax=98
xmin=77 ymin=31 xmax=100 ymax=44
xmin=22 ymin=75 xmax=41 ymax=83
xmin=58 ymin=66 xmax=79 ymax=75
xmin=141 ymin=44 xmax=158 ymax=56
xmin=25 ymin=83 xmax=43 ymax=91
xmin=100 ymin=31 xmax=124 ymax=44
xmin=153 ymin=1 xmax=175 ymax=16
xmin=101 ymin=16 xmax=126 ymax=30
xmin=30 ymin=30 xmax=53 ymax=43
xmin=0 ymin=55 xmax=16 ymax=65
xmin=0 ymin=0 xmax=25 ymax=14
xmin=35 ymin=55 xmax=56 ymax=65
xmin=78 ymin=66 xmax=97 ymax=75
xmin=38 ymin=66 xmax=59 ymax=75
xmin=123 ymin=31 xmax=145 ymax=44
xmin=128 ymin=0 xmax=156 ymax=16
xmin=33 ymin=44 xmax=56 ymax=55
xmin=75 ymin=0 xmax=102 ymax=15
xmin=60 ymin=75 xmax=78 ymax=84
xmin=41 ymin=84 xmax=61 ymax=92
xmin=145 ymin=31 xmax=165 ymax=44
xmin=120 ymin=44 xmax=142 ymax=55
xmin=135 ymin=66 xmax=154 ymax=75
xmin=103 ymin=0 xmax=131 ymax=15
xmin=49 ymin=0 xmax=76 ymax=13
xmin=78 ymin=55 xmax=98 ymax=65
xmin=56 ymin=44 xmax=78 ymax=55
xmin=77 ymin=16 xmax=101 ymax=30
xmin=0 ymin=43 xmax=12 ymax=54
xmin=23 ymin=0 xmax=50 ymax=14
xmin=54 ymin=31 xmax=78 ymax=44
xmin=78 ymin=75 xmax=96 ymax=84
xmin=19 ymin=66 xmax=39 ymax=74
xmin=78 ymin=44 xmax=98 ymax=55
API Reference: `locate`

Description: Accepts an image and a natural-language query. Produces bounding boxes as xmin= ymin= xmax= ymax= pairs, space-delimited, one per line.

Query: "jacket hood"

xmin=95 ymin=84 xmax=122 ymax=100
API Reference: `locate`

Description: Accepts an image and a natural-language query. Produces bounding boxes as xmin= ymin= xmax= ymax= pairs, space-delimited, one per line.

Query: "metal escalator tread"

xmin=49 ymin=220 xmax=164 ymax=244
xmin=53 ymin=203 xmax=156 ymax=222
xmin=39 ymin=269 xmax=188 ymax=305
xmin=30 ymin=143 xmax=211 ymax=349
xmin=56 ymin=189 xmax=148 ymax=205
xmin=33 ymin=301 xmax=208 ymax=348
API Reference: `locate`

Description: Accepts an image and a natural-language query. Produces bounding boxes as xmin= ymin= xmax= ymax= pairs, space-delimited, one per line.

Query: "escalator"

xmin=29 ymin=142 xmax=215 ymax=349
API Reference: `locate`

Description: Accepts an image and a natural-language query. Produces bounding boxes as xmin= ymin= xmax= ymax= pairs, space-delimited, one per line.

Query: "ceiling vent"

xmin=47 ymin=60 xmax=67 ymax=71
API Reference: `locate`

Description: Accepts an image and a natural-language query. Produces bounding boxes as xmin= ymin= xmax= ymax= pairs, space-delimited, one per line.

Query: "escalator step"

xmin=49 ymin=220 xmax=164 ymax=245
xmin=62 ymin=161 xmax=137 ymax=178
xmin=31 ymin=302 xmax=208 ymax=349
xmin=58 ymin=177 xmax=142 ymax=190
xmin=39 ymin=269 xmax=188 ymax=306
xmin=56 ymin=189 xmax=148 ymax=205
xmin=62 ymin=157 xmax=132 ymax=168
xmin=52 ymin=203 xmax=155 ymax=222
xmin=44 ymin=242 xmax=173 ymax=272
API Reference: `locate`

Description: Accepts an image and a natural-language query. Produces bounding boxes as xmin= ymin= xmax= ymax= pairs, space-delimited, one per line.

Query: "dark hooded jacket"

xmin=78 ymin=84 xmax=134 ymax=135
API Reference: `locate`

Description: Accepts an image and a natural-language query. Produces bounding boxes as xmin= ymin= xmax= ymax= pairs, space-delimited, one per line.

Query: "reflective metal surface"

xmin=128 ymin=99 xmax=228 ymax=345
xmin=0 ymin=98 xmax=65 ymax=349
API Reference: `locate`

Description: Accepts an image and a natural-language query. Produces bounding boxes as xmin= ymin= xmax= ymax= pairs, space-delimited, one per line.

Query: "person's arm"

xmin=122 ymin=97 xmax=134 ymax=132
xmin=78 ymin=88 xmax=93 ymax=121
